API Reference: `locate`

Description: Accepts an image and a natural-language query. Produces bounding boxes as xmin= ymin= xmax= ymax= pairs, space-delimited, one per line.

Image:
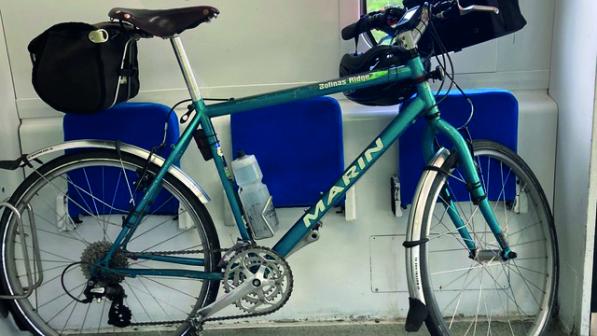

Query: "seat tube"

xmin=170 ymin=36 xmax=251 ymax=240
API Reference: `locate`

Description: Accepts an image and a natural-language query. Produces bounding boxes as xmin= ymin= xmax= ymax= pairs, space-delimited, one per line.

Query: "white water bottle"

xmin=231 ymin=153 xmax=279 ymax=239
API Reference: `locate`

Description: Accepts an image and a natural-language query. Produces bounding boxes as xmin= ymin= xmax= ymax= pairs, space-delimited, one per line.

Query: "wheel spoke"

xmin=2 ymin=154 xmax=217 ymax=335
xmin=124 ymin=281 xmax=155 ymax=322
xmin=78 ymin=299 xmax=92 ymax=334
xmin=128 ymin=207 xmax=186 ymax=244
xmin=58 ymin=300 xmax=78 ymax=332
xmin=138 ymin=275 xmax=199 ymax=300
xmin=123 ymin=279 xmax=190 ymax=315
xmin=137 ymin=276 xmax=172 ymax=319
xmin=419 ymin=144 xmax=555 ymax=335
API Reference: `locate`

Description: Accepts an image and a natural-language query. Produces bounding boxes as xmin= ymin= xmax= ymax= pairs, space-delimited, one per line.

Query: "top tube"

xmin=205 ymin=65 xmax=414 ymax=118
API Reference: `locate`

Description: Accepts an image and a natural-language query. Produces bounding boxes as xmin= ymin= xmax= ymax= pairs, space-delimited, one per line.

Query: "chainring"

xmin=223 ymin=246 xmax=293 ymax=314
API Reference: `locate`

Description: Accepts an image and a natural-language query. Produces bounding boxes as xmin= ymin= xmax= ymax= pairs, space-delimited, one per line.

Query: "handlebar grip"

xmin=432 ymin=1 xmax=460 ymax=19
xmin=341 ymin=13 xmax=386 ymax=41
xmin=459 ymin=4 xmax=499 ymax=15
xmin=341 ymin=22 xmax=361 ymax=40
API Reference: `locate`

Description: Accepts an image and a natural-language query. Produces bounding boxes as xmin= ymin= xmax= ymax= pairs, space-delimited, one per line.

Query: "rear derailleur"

xmin=82 ymin=279 xmax=132 ymax=328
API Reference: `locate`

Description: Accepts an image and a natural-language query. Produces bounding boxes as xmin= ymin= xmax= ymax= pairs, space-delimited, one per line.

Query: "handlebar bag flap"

xmin=28 ymin=22 xmax=140 ymax=114
xmin=433 ymin=0 xmax=526 ymax=53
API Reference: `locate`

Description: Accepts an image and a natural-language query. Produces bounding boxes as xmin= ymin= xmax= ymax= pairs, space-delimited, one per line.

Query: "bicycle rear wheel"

xmin=415 ymin=141 xmax=558 ymax=335
xmin=0 ymin=150 xmax=221 ymax=335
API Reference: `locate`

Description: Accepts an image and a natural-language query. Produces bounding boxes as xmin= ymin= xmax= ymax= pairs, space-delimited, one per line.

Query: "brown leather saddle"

xmin=108 ymin=6 xmax=220 ymax=38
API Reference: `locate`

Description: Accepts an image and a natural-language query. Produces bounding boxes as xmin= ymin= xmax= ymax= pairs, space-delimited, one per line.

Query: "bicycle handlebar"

xmin=458 ymin=3 xmax=499 ymax=15
xmin=341 ymin=6 xmax=405 ymax=41
xmin=341 ymin=0 xmax=499 ymax=42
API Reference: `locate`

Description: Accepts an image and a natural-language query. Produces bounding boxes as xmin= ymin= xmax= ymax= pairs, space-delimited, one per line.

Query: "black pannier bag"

xmin=28 ymin=22 xmax=140 ymax=114
xmin=429 ymin=0 xmax=527 ymax=53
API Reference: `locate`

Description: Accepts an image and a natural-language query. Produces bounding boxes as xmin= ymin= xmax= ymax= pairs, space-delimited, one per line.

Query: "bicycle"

xmin=0 ymin=2 xmax=558 ymax=335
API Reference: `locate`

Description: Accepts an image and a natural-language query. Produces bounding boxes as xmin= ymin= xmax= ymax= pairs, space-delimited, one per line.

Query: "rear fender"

xmin=23 ymin=140 xmax=211 ymax=204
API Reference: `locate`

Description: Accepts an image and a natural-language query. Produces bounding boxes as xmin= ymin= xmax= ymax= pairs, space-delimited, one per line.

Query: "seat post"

xmin=170 ymin=36 xmax=202 ymax=102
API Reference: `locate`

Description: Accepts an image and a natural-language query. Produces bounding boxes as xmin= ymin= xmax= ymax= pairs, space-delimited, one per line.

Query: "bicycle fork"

xmin=404 ymin=138 xmax=517 ymax=331
xmin=421 ymin=116 xmax=517 ymax=261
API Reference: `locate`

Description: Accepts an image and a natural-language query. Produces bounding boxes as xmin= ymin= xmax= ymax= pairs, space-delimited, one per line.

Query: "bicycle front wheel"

xmin=415 ymin=141 xmax=558 ymax=336
xmin=0 ymin=150 xmax=221 ymax=335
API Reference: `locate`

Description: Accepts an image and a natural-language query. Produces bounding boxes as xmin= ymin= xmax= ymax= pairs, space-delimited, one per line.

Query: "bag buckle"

xmin=88 ymin=29 xmax=109 ymax=44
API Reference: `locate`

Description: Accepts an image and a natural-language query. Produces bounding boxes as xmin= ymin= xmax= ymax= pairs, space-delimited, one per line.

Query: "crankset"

xmin=189 ymin=246 xmax=293 ymax=331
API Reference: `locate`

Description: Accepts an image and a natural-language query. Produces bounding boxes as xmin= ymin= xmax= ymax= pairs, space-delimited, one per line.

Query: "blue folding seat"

xmin=230 ymin=97 xmax=344 ymax=207
xmin=63 ymin=102 xmax=180 ymax=218
xmin=398 ymin=89 xmax=519 ymax=208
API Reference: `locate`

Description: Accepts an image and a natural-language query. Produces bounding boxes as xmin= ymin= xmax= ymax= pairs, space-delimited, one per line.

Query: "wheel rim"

xmin=2 ymin=155 xmax=216 ymax=335
xmin=421 ymin=147 xmax=556 ymax=336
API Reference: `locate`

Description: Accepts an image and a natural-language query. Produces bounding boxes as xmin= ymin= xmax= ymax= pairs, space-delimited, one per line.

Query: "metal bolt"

xmin=252 ymin=279 xmax=261 ymax=287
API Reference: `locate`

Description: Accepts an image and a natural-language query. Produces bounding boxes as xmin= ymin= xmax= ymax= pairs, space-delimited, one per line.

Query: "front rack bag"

xmin=431 ymin=0 xmax=527 ymax=53
xmin=28 ymin=22 xmax=140 ymax=114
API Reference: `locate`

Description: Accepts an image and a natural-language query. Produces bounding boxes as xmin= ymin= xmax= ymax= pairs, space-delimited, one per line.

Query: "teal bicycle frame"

xmin=100 ymin=36 xmax=514 ymax=281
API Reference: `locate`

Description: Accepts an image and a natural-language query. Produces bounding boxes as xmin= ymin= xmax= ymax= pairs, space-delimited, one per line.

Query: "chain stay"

xmin=124 ymin=248 xmax=227 ymax=257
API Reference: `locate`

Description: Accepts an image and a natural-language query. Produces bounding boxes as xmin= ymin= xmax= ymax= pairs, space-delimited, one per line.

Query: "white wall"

xmin=0 ymin=0 xmax=561 ymax=333
xmin=0 ymin=10 xmax=27 ymax=333
xmin=549 ymin=0 xmax=597 ymax=334
xmin=3 ymin=0 xmax=555 ymax=120
xmin=0 ymin=9 xmax=24 ymax=200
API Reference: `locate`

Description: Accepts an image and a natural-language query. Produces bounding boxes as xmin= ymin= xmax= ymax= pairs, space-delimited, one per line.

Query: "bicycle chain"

xmin=129 ymin=298 xmax=292 ymax=328
xmin=124 ymin=248 xmax=227 ymax=257
xmin=127 ymin=247 xmax=294 ymax=329
xmin=125 ymin=248 xmax=220 ymax=328
xmin=129 ymin=281 xmax=293 ymax=328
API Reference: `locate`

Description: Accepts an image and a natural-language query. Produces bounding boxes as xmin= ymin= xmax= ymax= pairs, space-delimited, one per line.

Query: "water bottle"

xmin=231 ymin=153 xmax=279 ymax=239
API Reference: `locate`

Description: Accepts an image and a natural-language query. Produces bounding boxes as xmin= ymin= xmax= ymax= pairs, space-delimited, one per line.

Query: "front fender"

xmin=24 ymin=140 xmax=211 ymax=204
xmin=404 ymin=147 xmax=450 ymax=331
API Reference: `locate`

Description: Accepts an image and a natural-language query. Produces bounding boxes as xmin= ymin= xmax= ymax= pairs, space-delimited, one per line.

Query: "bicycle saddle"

xmin=108 ymin=6 xmax=220 ymax=38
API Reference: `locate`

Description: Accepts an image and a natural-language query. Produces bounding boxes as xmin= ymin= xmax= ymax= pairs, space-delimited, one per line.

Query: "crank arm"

xmin=194 ymin=267 xmax=273 ymax=321
xmin=196 ymin=275 xmax=256 ymax=320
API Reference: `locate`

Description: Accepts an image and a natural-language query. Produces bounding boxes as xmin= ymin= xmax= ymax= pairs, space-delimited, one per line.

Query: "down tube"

xmin=273 ymin=98 xmax=427 ymax=257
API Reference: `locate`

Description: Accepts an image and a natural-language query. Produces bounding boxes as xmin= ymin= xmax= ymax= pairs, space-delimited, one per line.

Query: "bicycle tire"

xmin=0 ymin=150 xmax=222 ymax=335
xmin=415 ymin=141 xmax=558 ymax=336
